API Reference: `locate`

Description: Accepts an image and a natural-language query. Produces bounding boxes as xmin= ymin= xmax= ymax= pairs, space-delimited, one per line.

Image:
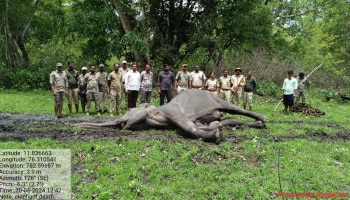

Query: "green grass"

xmin=0 ymin=89 xmax=350 ymax=199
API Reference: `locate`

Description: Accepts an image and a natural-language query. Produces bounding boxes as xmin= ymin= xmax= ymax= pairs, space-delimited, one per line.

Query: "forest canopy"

xmin=0 ymin=0 xmax=349 ymax=91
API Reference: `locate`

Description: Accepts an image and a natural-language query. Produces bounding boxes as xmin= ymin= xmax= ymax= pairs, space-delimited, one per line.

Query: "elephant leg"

xmin=220 ymin=104 xmax=266 ymax=122
xmin=168 ymin=114 xmax=222 ymax=143
xmin=195 ymin=121 xmax=223 ymax=131
xmin=221 ymin=119 xmax=265 ymax=128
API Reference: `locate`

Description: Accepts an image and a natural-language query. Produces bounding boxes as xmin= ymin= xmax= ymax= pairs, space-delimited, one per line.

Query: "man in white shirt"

xmin=282 ymin=70 xmax=298 ymax=114
xmin=125 ymin=64 xmax=141 ymax=109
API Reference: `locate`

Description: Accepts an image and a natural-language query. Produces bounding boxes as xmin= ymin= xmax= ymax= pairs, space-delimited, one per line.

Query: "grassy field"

xmin=0 ymin=89 xmax=350 ymax=199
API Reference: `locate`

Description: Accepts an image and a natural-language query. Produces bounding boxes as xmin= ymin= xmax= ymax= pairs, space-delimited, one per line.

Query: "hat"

xmin=99 ymin=64 xmax=104 ymax=68
xmin=56 ymin=63 xmax=63 ymax=67
xmin=122 ymin=61 xmax=127 ymax=64
xmin=82 ymin=67 xmax=87 ymax=71
xmin=182 ymin=64 xmax=188 ymax=67
xmin=234 ymin=68 xmax=242 ymax=72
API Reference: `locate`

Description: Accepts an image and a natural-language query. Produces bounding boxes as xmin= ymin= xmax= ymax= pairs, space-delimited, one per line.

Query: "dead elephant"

xmin=75 ymin=89 xmax=266 ymax=143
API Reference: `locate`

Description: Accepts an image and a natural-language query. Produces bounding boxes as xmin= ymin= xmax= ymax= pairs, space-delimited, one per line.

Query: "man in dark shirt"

xmin=65 ymin=60 xmax=80 ymax=115
xmin=157 ymin=64 xmax=175 ymax=106
xmin=243 ymin=70 xmax=257 ymax=111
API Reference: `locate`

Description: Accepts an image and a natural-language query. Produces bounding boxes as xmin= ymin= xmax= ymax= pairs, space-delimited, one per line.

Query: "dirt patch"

xmin=0 ymin=112 xmax=349 ymax=143
xmin=0 ymin=112 xmax=187 ymax=143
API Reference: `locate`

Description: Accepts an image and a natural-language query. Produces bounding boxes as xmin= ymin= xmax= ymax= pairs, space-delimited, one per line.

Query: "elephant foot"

xmin=203 ymin=129 xmax=223 ymax=144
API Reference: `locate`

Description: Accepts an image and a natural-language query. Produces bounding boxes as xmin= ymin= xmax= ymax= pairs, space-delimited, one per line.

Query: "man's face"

xmin=288 ymin=72 xmax=293 ymax=78
xmin=82 ymin=70 xmax=87 ymax=74
xmin=164 ymin=66 xmax=169 ymax=72
xmin=223 ymin=70 xmax=228 ymax=77
xmin=90 ymin=66 xmax=96 ymax=73
xmin=195 ymin=66 xmax=199 ymax=72
xmin=99 ymin=67 xmax=104 ymax=72
xmin=114 ymin=64 xmax=119 ymax=71
xmin=235 ymin=70 xmax=241 ymax=75
xmin=210 ymin=73 xmax=215 ymax=79
xmin=247 ymin=71 xmax=252 ymax=78
xmin=69 ymin=62 xmax=74 ymax=69
xmin=145 ymin=65 xmax=151 ymax=72
xmin=132 ymin=64 xmax=137 ymax=71
xmin=183 ymin=66 xmax=188 ymax=72
xmin=122 ymin=63 xmax=127 ymax=69
xmin=57 ymin=66 xmax=63 ymax=72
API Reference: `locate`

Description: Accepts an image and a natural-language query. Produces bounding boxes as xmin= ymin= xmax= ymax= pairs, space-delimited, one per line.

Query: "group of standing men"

xmin=159 ymin=64 xmax=258 ymax=110
xmin=50 ymin=60 xmax=310 ymax=119
xmin=49 ymin=60 xmax=140 ymax=118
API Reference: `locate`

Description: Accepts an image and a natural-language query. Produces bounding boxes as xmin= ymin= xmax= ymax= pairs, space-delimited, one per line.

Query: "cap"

xmin=234 ymin=68 xmax=242 ymax=72
xmin=99 ymin=64 xmax=105 ymax=68
xmin=82 ymin=67 xmax=87 ymax=71
xmin=122 ymin=61 xmax=127 ymax=64
xmin=182 ymin=64 xmax=188 ymax=67
xmin=56 ymin=63 xmax=63 ymax=67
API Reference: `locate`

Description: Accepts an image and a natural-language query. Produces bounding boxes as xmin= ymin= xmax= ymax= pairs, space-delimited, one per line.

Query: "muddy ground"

xmin=0 ymin=112 xmax=349 ymax=143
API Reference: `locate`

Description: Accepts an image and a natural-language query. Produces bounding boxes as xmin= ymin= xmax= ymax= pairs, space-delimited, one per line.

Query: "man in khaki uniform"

xmin=175 ymin=64 xmax=192 ymax=94
xmin=119 ymin=60 xmax=130 ymax=109
xmin=231 ymin=68 xmax=246 ymax=107
xmin=108 ymin=63 xmax=123 ymax=117
xmin=219 ymin=69 xmax=232 ymax=102
xmin=84 ymin=65 xmax=101 ymax=116
xmin=190 ymin=64 xmax=206 ymax=89
xmin=97 ymin=64 xmax=109 ymax=113
xmin=50 ymin=63 xmax=68 ymax=119
xmin=205 ymin=72 xmax=218 ymax=95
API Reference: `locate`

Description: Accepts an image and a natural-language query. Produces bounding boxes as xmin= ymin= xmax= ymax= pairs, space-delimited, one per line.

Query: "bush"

xmin=0 ymin=64 xmax=51 ymax=90
xmin=255 ymin=80 xmax=279 ymax=97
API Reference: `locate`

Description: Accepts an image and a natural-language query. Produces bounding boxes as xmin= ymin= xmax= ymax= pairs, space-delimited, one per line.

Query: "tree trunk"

xmin=113 ymin=0 xmax=144 ymax=66
xmin=17 ymin=0 xmax=39 ymax=67
xmin=4 ymin=0 xmax=20 ymax=68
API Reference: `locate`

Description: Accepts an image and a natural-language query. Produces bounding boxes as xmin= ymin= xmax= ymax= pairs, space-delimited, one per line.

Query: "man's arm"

xmin=157 ymin=72 xmax=162 ymax=93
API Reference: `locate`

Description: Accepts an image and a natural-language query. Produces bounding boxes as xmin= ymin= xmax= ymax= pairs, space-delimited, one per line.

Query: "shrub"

xmin=255 ymin=80 xmax=279 ymax=97
xmin=0 ymin=64 xmax=51 ymax=90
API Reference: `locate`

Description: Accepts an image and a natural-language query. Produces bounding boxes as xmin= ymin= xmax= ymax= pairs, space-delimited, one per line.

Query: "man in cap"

xmin=84 ymin=65 xmax=101 ymax=116
xmin=78 ymin=67 xmax=88 ymax=113
xmin=119 ymin=60 xmax=130 ymax=110
xmin=50 ymin=63 xmax=68 ymax=119
xmin=190 ymin=64 xmax=206 ymax=89
xmin=97 ymin=64 xmax=109 ymax=113
xmin=231 ymin=67 xmax=246 ymax=107
xmin=175 ymin=64 xmax=192 ymax=94
xmin=64 ymin=60 xmax=80 ymax=115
